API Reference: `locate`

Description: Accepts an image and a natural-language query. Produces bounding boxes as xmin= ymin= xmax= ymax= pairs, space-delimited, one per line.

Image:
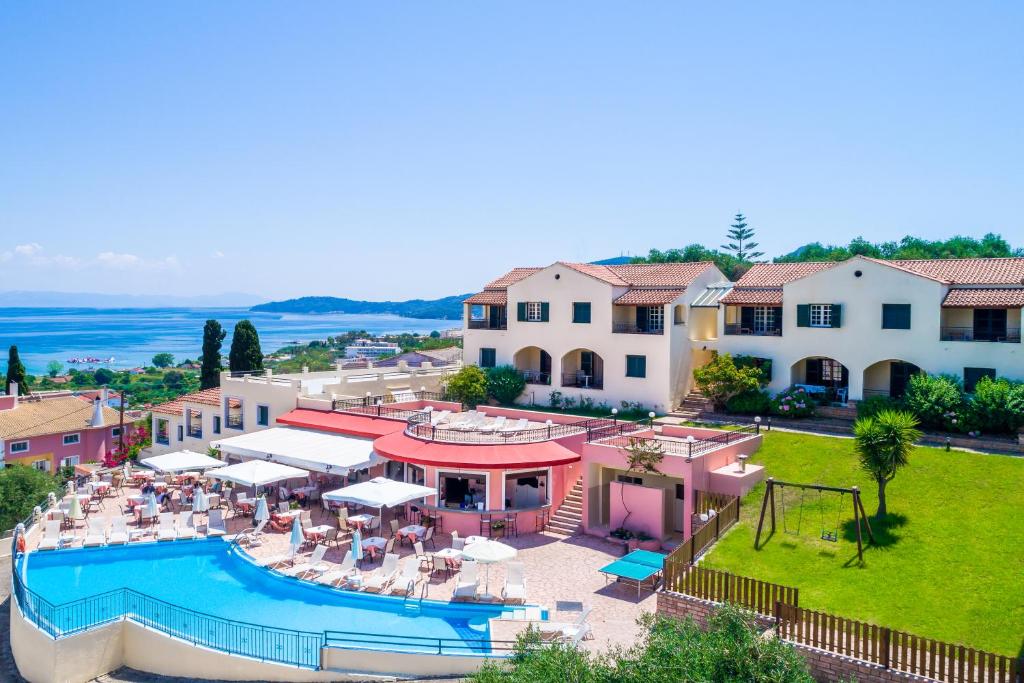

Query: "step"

xmin=546 ymin=522 xmax=580 ymax=535
xmin=553 ymin=508 xmax=582 ymax=519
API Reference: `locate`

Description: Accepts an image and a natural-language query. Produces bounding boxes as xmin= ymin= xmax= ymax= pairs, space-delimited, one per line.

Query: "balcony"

xmin=612 ymin=322 xmax=664 ymax=335
xmin=187 ymin=426 xmax=203 ymax=439
xmin=226 ymin=415 xmax=244 ymax=430
xmin=940 ymin=327 xmax=1021 ymax=343
xmin=467 ymin=319 xmax=507 ymax=330
xmin=724 ymin=324 xmax=782 ymax=337
xmin=561 ymin=373 xmax=603 ymax=390
xmin=521 ymin=370 xmax=551 ymax=385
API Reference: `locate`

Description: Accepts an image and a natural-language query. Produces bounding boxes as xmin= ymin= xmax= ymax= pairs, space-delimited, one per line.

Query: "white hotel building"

xmin=464 ymin=257 xmax=1024 ymax=409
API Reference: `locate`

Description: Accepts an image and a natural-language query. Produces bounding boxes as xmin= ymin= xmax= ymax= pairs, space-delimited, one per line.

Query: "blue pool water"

xmin=21 ymin=539 xmax=515 ymax=664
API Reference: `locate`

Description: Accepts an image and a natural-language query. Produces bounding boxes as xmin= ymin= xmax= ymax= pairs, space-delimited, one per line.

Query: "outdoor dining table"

xmin=431 ymin=547 xmax=463 ymax=577
xmin=272 ymin=509 xmax=302 ymax=522
xmin=397 ymin=524 xmax=425 ymax=544
xmin=360 ymin=536 xmax=387 ymax=550
xmin=91 ymin=482 xmax=111 ymax=497
xmin=304 ymin=524 xmax=332 ymax=543
xmin=126 ymin=494 xmax=146 ymax=507
xmin=348 ymin=514 xmax=373 ymax=530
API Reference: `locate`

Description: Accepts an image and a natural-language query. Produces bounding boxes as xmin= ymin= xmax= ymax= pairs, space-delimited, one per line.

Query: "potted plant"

xmin=609 ymin=526 xmax=637 ymax=551
xmin=491 ymin=519 xmax=506 ymax=538
xmin=635 ymin=530 xmax=661 ymax=552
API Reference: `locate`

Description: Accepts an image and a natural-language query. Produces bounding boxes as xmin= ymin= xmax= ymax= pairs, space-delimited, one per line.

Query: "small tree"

xmin=200 ymin=319 xmax=227 ymax=389
xmin=152 ymin=352 xmax=175 ymax=368
xmin=46 ymin=360 xmax=64 ymax=378
xmin=720 ymin=212 xmax=764 ymax=261
xmin=624 ymin=437 xmax=664 ymax=475
xmin=486 ymin=365 xmax=527 ymax=405
xmin=692 ymin=353 xmax=763 ymax=409
xmin=853 ymin=410 xmax=922 ymax=519
xmin=228 ymin=320 xmax=264 ymax=373
xmin=0 ymin=465 xmax=62 ymax=533
xmin=444 ymin=366 xmax=488 ymax=407
xmin=6 ymin=345 xmax=27 ymax=395
xmin=163 ymin=370 xmax=185 ymax=388
xmin=93 ymin=368 xmax=114 ymax=385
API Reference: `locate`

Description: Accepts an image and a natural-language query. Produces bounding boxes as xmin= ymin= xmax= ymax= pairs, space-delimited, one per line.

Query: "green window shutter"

xmin=626 ymin=355 xmax=647 ymax=378
xmin=479 ymin=348 xmax=496 ymax=368
xmin=882 ymin=304 xmax=911 ymax=330
xmin=540 ymin=302 xmax=550 ymax=322
xmin=796 ymin=304 xmax=810 ymax=327
xmin=830 ymin=304 xmax=842 ymax=328
xmin=573 ymin=302 xmax=591 ymax=324
xmin=516 ymin=302 xmax=527 ymax=321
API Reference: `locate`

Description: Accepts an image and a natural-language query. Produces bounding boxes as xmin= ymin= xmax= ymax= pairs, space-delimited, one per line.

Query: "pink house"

xmin=0 ymin=384 xmax=126 ymax=473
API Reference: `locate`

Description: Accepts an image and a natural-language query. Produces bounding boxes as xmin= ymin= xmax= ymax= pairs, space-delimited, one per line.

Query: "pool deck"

xmin=30 ymin=485 xmax=654 ymax=655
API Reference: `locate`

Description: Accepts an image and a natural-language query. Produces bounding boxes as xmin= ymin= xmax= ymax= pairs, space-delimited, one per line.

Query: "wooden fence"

xmin=663 ymin=495 xmax=740 ymax=575
xmin=776 ymin=604 xmax=1022 ymax=683
xmin=666 ymin=565 xmax=798 ymax=616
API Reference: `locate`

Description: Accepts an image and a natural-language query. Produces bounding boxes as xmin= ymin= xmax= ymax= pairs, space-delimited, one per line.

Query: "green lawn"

xmin=700 ymin=430 xmax=1024 ymax=656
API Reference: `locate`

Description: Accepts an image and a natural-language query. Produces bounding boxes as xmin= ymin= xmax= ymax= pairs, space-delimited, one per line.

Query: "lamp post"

xmin=754 ymin=415 xmax=761 ymax=434
xmin=648 ymin=411 xmax=656 ymax=427
xmin=685 ymin=435 xmax=696 ymax=461
xmin=611 ymin=407 xmax=618 ymax=424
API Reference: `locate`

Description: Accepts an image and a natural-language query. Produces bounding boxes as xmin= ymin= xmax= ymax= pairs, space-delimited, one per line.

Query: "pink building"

xmin=0 ymin=384 xmax=126 ymax=472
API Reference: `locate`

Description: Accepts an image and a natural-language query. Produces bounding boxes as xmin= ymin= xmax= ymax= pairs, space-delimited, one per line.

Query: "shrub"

xmin=548 ymin=390 xmax=563 ymax=409
xmin=724 ymin=389 xmax=770 ymax=415
xmin=770 ymin=386 xmax=815 ymax=418
xmin=903 ymin=373 xmax=964 ymax=431
xmin=443 ymin=366 xmax=488 ymax=407
xmin=857 ymin=395 xmax=900 ymax=420
xmin=693 ymin=353 xmax=764 ymax=409
xmin=486 ymin=365 xmax=527 ymax=405
xmin=964 ymin=376 xmax=1024 ymax=434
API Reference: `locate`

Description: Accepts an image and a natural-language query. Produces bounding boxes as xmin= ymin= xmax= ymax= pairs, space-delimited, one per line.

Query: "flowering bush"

xmin=103 ymin=424 xmax=150 ymax=467
xmin=770 ymin=386 xmax=816 ymax=418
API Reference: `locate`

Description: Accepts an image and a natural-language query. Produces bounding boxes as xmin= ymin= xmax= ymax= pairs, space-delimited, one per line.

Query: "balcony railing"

xmin=593 ymin=423 xmax=759 ymax=458
xmin=405 ymin=414 xmax=643 ymax=445
xmin=561 ymin=373 xmax=603 ymax=390
xmin=612 ymin=323 xmax=664 ymax=335
xmin=940 ymin=327 xmax=1021 ymax=343
xmin=724 ymin=324 xmax=782 ymax=337
xmin=467 ymin=319 xmax=507 ymax=330
xmin=520 ymin=370 xmax=551 ymax=385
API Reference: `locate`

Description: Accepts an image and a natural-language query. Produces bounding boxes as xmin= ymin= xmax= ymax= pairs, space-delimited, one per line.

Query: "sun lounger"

xmin=538 ymin=606 xmax=593 ymax=641
xmin=257 ymin=551 xmax=296 ymax=568
xmin=279 ymin=544 xmax=329 ymax=578
xmin=362 ymin=553 xmax=400 ymax=593
xmin=207 ymin=509 xmax=227 ymax=536
xmin=38 ymin=520 xmax=64 ymax=550
xmin=389 ymin=558 xmax=421 ymax=597
xmin=430 ymin=410 xmax=451 ymax=426
xmin=480 ymin=416 xmax=506 ymax=433
xmin=84 ymin=518 xmax=107 ymax=547
xmin=448 ymin=410 xmax=478 ymax=429
xmin=502 ymin=561 xmax=526 ymax=603
xmin=453 ymin=560 xmax=480 ymax=600
xmin=108 ymin=517 xmax=129 ymax=545
xmin=157 ymin=512 xmax=177 ymax=541
xmin=500 ymin=418 xmax=529 ymax=433
xmin=177 ymin=512 xmax=197 ymax=540
xmin=315 ymin=550 xmax=357 ymax=586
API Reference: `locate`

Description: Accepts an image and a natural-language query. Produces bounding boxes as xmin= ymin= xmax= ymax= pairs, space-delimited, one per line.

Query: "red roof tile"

xmin=719 ymin=288 xmax=784 ymax=305
xmin=483 ymin=268 xmax=543 ymax=290
xmin=275 ymin=409 xmax=407 ymax=439
xmin=941 ymin=288 xmax=1024 ymax=308
xmin=151 ymin=387 xmax=236 ymax=415
xmin=558 ymin=262 xmax=629 ymax=286
xmin=613 ymin=288 xmax=685 ymax=305
xmin=607 ymin=262 xmax=715 ymax=287
xmin=872 ymin=257 xmax=1024 ymax=285
xmin=733 ymin=262 xmax=837 ymax=287
xmin=464 ymin=291 xmax=508 ymax=305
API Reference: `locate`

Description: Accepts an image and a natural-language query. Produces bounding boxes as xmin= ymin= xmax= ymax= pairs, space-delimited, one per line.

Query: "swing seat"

xmin=821 ymin=531 xmax=838 ymax=542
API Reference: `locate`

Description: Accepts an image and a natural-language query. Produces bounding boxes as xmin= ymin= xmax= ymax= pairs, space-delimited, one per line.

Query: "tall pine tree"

xmin=720 ymin=212 xmax=764 ymax=261
xmin=6 ymin=345 xmax=27 ymax=395
xmin=228 ymin=320 xmax=264 ymax=373
xmin=200 ymin=320 xmax=227 ymax=389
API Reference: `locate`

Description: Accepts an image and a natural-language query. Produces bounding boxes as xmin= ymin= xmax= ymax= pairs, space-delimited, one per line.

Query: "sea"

xmin=0 ymin=308 xmax=457 ymax=375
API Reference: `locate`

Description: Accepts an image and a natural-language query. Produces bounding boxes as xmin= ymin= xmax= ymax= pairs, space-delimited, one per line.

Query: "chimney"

xmin=90 ymin=397 xmax=104 ymax=428
xmin=100 ymin=387 xmax=109 ymax=404
xmin=10 ymin=382 xmax=18 ymax=408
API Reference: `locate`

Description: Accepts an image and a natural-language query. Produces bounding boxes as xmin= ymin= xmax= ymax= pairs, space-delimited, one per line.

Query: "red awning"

xmin=371 ymin=430 xmax=582 ymax=470
xmin=276 ymin=409 xmax=407 ymax=440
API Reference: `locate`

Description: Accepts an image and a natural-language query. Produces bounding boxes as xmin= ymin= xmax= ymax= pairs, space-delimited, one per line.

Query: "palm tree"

xmin=853 ymin=410 xmax=922 ymax=519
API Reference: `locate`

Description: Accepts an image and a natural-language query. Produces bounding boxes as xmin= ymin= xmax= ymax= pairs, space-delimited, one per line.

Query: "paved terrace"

xmin=27 ymin=482 xmax=653 ymax=654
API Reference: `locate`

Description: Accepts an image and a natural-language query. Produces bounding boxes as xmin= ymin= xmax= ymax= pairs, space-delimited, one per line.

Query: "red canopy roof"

xmin=276 ymin=409 xmax=406 ymax=440
xmin=372 ymin=430 xmax=582 ymax=470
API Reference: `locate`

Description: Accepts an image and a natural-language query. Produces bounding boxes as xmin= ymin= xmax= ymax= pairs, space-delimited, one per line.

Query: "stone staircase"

xmin=546 ymin=477 xmax=583 ymax=536
xmin=669 ymin=389 xmax=712 ymax=420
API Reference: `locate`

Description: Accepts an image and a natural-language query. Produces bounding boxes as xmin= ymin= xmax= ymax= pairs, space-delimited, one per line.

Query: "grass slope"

xmin=701 ymin=431 xmax=1024 ymax=656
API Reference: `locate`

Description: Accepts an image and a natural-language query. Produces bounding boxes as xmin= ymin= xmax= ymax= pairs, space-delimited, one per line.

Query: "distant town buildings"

xmin=343 ymin=339 xmax=402 ymax=359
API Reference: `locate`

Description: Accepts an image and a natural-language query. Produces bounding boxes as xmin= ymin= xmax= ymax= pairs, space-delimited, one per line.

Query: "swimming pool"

xmin=18 ymin=539 xmax=520 ymax=668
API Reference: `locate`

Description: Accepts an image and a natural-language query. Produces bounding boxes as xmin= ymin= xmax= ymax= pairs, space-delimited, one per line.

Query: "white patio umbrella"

xmin=68 ymin=494 xmax=84 ymax=530
xmin=289 ymin=517 xmax=304 ymax=551
xmin=323 ymin=477 xmax=436 ymax=526
xmin=192 ymin=487 xmax=210 ymax=518
xmin=140 ymin=450 xmax=227 ymax=473
xmin=351 ymin=528 xmax=364 ymax=565
xmin=461 ymin=539 xmax=517 ymax=595
xmin=254 ymin=496 xmax=270 ymax=523
xmin=144 ymin=493 xmax=159 ymax=526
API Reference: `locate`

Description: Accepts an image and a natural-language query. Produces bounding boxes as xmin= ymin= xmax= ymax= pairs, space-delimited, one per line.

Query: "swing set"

xmin=754 ymin=477 xmax=875 ymax=563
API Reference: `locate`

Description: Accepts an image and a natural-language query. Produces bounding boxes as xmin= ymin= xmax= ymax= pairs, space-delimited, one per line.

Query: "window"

xmin=647 ymin=306 xmax=665 ymax=332
xmin=111 ymin=427 xmax=122 ymax=438
xmin=964 ymin=367 xmax=996 ymax=393
xmin=257 ymin=405 xmax=270 ymax=426
xmin=187 ymin=408 xmax=203 ymax=439
xmin=673 ymin=305 xmax=685 ymax=325
xmin=616 ymin=474 xmax=643 ymax=485
xmin=626 ymin=355 xmax=647 ymax=378
xmin=882 ymin=304 xmax=911 ymax=330
xmin=527 ymin=302 xmax=543 ymax=321
xmin=62 ymin=433 xmax=80 ymax=446
xmin=810 ymin=304 xmax=832 ymax=327
xmin=213 ymin=416 xmax=222 ymax=434
xmin=572 ymin=302 xmax=591 ymax=324
xmin=9 ymin=440 xmax=29 ymax=454
xmin=973 ymin=308 xmax=1008 ymax=341
xmin=754 ymin=307 xmax=775 ymax=334
xmin=60 ymin=455 xmax=79 ymax=468
xmin=177 ymin=425 xmax=184 ymax=441
xmin=438 ymin=470 xmax=488 ymax=510
xmin=156 ymin=418 xmax=170 ymax=445
xmin=820 ymin=359 xmax=843 ymax=382
xmin=516 ymin=301 xmax=549 ymax=322
xmin=479 ymin=348 xmax=496 ymax=368
xmin=32 ymin=459 xmax=50 ymax=472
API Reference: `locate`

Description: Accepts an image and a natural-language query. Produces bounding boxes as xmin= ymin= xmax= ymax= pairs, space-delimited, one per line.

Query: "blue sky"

xmin=1 ymin=2 xmax=1021 ymax=301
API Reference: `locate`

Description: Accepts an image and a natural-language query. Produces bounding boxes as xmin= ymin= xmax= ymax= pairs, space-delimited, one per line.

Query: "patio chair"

xmin=502 ymin=561 xmax=526 ymax=604
xmin=362 ymin=553 xmax=400 ymax=593
xmin=315 ymin=550 xmax=358 ymax=587
xmin=108 ymin=517 xmax=130 ymax=544
xmin=389 ymin=558 xmax=422 ymax=597
xmin=177 ymin=512 xmax=197 ymax=540
xmin=156 ymin=512 xmax=177 ymax=541
xmin=423 ymin=525 xmax=435 ymax=549
xmin=278 ymin=501 xmax=290 ymax=513
xmin=538 ymin=607 xmax=593 ymax=641
xmin=336 ymin=517 xmax=353 ymax=543
xmin=390 ymin=519 xmax=401 ymax=537
xmin=207 ymin=493 xmax=222 ymax=510
xmin=280 ymin=544 xmax=330 ymax=578
xmin=84 ymin=518 xmax=107 ymax=547
xmin=38 ymin=520 xmax=64 ymax=551
xmin=413 ymin=541 xmax=431 ymax=570
xmin=207 ymin=509 xmax=227 ymax=537
xmin=382 ymin=536 xmax=396 ymax=559
xmin=453 ymin=561 xmax=480 ymax=601
xmin=452 ymin=537 xmax=466 ymax=551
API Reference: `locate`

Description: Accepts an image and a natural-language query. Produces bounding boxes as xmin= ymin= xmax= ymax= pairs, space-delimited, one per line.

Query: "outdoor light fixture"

xmin=754 ymin=415 xmax=762 ymax=434
xmin=648 ymin=411 xmax=656 ymax=426
xmin=946 ymin=437 xmax=951 ymax=452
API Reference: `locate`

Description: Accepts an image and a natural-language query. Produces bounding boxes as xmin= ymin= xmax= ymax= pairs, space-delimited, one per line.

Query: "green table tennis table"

xmin=598 ymin=549 xmax=667 ymax=598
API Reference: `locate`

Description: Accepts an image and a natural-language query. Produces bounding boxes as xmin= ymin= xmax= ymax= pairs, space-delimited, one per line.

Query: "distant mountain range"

xmin=0 ymin=290 xmax=263 ymax=308
xmin=251 ymin=295 xmax=470 ymax=320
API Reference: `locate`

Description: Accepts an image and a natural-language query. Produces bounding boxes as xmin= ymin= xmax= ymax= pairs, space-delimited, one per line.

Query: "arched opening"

xmin=863 ymin=360 xmax=922 ymax=399
xmin=560 ymin=349 xmax=604 ymax=390
xmin=790 ymin=356 xmax=849 ymax=403
xmin=513 ymin=346 xmax=552 ymax=385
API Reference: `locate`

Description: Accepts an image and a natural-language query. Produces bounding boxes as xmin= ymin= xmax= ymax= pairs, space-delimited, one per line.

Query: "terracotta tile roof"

xmin=733 ymin=262 xmax=838 ymax=287
xmin=869 ymin=257 xmax=1024 ymax=285
xmin=151 ymin=387 xmax=236 ymax=416
xmin=558 ymin=262 xmax=629 ymax=286
xmin=942 ymin=288 xmax=1024 ymax=308
xmin=483 ymin=268 xmax=543 ymax=290
xmin=613 ymin=288 xmax=685 ymax=305
xmin=464 ymin=291 xmax=508 ymax=305
xmin=0 ymin=396 xmax=121 ymax=440
xmin=606 ymin=262 xmax=715 ymax=287
xmin=719 ymin=288 xmax=784 ymax=306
